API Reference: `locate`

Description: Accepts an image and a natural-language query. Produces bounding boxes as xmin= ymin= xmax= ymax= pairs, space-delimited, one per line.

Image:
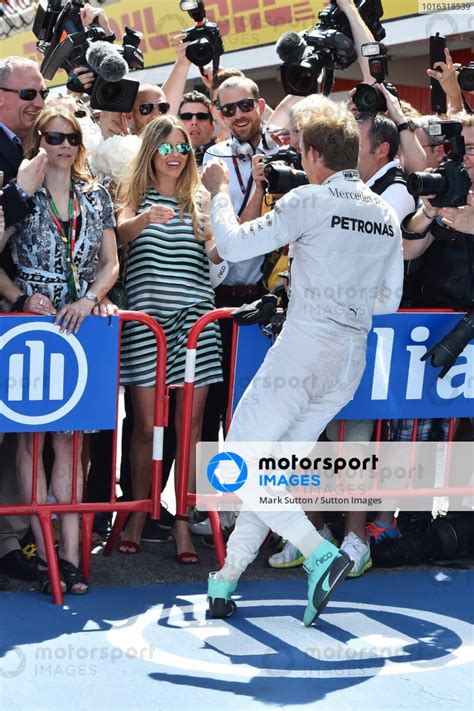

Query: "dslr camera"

xmin=33 ymin=0 xmax=143 ymax=112
xmin=353 ymin=42 xmax=399 ymax=113
xmin=458 ymin=61 xmax=474 ymax=92
xmin=276 ymin=0 xmax=385 ymax=97
xmin=422 ymin=311 xmax=474 ymax=378
xmin=407 ymin=120 xmax=472 ymax=207
xmin=262 ymin=148 xmax=309 ymax=194
xmin=179 ymin=0 xmax=224 ymax=69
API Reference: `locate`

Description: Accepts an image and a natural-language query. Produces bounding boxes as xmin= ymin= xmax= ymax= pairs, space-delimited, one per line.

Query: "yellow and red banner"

xmin=1 ymin=0 xmax=420 ymax=85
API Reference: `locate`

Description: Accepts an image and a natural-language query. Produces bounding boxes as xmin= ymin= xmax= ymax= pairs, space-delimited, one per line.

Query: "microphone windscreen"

xmin=276 ymin=32 xmax=306 ymax=64
xmin=86 ymin=41 xmax=128 ymax=82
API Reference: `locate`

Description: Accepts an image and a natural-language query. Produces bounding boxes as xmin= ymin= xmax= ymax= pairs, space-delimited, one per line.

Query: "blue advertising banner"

xmin=231 ymin=312 xmax=473 ymax=420
xmin=0 ymin=315 xmax=120 ymax=432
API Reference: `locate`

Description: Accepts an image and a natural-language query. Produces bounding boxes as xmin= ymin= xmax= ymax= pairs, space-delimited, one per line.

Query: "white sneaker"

xmin=189 ymin=518 xmax=212 ymax=535
xmin=340 ymin=532 xmax=372 ymax=577
xmin=268 ymin=525 xmax=337 ymax=569
xmin=269 ymin=540 xmax=305 ymax=568
xmin=319 ymin=524 xmax=338 ymax=547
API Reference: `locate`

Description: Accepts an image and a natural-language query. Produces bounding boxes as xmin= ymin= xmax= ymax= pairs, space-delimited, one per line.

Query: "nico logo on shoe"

xmin=315 ymin=552 xmax=333 ymax=565
xmin=207 ymin=451 xmax=248 ymax=493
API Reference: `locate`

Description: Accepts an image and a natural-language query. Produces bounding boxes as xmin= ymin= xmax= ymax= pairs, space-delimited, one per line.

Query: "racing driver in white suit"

xmin=201 ymin=97 xmax=403 ymax=626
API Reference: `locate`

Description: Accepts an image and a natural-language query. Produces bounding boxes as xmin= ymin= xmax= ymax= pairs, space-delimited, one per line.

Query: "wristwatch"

xmin=85 ymin=290 xmax=99 ymax=304
xmin=396 ymin=122 xmax=410 ymax=133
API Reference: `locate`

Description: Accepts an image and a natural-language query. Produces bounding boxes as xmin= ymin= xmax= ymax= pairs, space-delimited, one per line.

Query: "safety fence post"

xmin=0 ymin=311 xmax=168 ymax=604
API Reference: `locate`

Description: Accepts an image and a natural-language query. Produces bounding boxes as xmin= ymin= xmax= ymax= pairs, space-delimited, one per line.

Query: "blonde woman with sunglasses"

xmin=117 ymin=115 xmax=223 ymax=563
xmin=0 ymin=107 xmax=119 ymax=595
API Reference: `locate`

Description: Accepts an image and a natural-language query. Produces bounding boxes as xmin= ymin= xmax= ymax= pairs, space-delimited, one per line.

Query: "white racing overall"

xmin=210 ymin=169 xmax=403 ymax=576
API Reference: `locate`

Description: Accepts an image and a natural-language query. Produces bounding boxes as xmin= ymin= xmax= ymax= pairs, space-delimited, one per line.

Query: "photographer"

xmin=387 ymin=113 xmax=474 ymax=451
xmin=202 ymin=97 xmax=403 ymax=624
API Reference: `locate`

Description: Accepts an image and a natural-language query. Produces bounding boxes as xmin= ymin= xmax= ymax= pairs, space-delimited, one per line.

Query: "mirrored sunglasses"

xmin=139 ymin=101 xmax=170 ymax=116
xmin=0 ymin=87 xmax=49 ymax=101
xmin=157 ymin=142 xmax=191 ymax=157
xmin=178 ymin=112 xmax=212 ymax=121
xmin=218 ymin=98 xmax=257 ymax=118
xmin=40 ymin=131 xmax=82 ymax=146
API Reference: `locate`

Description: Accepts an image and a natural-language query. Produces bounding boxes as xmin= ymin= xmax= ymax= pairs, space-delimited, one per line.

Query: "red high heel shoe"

xmin=172 ymin=514 xmax=199 ymax=565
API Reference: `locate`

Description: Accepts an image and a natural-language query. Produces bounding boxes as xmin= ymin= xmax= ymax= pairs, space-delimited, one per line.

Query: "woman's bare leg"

xmin=172 ymin=385 xmax=209 ymax=561
xmin=120 ymin=385 xmax=155 ymax=549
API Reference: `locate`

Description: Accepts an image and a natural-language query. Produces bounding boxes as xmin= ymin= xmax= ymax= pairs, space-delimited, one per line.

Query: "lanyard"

xmin=48 ymin=182 xmax=78 ymax=260
xmin=48 ymin=182 xmax=80 ymax=299
xmin=231 ymin=155 xmax=247 ymax=196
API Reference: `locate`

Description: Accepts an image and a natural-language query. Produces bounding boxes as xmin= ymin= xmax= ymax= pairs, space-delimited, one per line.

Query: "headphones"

xmin=229 ymin=135 xmax=255 ymax=161
xmin=229 ymin=122 xmax=278 ymax=160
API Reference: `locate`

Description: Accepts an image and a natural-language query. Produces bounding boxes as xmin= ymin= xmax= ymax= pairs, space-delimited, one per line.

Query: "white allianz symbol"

xmin=0 ymin=322 xmax=88 ymax=425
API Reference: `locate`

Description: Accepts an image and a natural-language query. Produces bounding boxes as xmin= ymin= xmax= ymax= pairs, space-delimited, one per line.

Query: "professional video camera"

xmin=458 ymin=61 xmax=474 ymax=92
xmin=352 ymin=42 xmax=399 ymax=113
xmin=276 ymin=0 xmax=385 ymax=97
xmin=262 ymin=148 xmax=309 ymax=194
xmin=33 ymin=0 xmax=143 ymax=112
xmin=179 ymin=0 xmax=224 ymax=71
xmin=407 ymin=120 xmax=472 ymax=208
xmin=421 ymin=311 xmax=474 ymax=378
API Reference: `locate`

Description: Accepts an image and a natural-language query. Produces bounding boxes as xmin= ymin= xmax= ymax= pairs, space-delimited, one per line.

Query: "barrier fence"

xmin=177 ymin=309 xmax=473 ymax=567
xmin=0 ymin=311 xmax=168 ymax=605
xmin=0 ymin=308 xmax=472 ymax=602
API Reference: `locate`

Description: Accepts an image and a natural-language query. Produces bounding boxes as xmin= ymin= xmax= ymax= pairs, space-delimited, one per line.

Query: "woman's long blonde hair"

xmin=118 ymin=115 xmax=208 ymax=239
xmin=25 ymin=108 xmax=93 ymax=185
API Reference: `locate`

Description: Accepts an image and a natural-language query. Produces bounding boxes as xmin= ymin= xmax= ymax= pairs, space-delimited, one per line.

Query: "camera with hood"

xmin=179 ymin=0 xmax=224 ymax=70
xmin=262 ymin=148 xmax=309 ymax=194
xmin=353 ymin=42 xmax=399 ymax=113
xmin=407 ymin=120 xmax=472 ymax=208
xmin=276 ymin=0 xmax=385 ymax=97
xmin=33 ymin=0 xmax=143 ymax=112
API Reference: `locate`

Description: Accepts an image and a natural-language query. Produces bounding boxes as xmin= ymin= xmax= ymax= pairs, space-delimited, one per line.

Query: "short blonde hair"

xmin=458 ymin=111 xmax=474 ymax=129
xmin=299 ymin=98 xmax=359 ymax=170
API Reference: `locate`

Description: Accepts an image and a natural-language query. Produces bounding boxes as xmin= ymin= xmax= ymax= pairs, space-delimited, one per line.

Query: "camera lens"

xmin=90 ymin=77 xmax=139 ymax=113
xmin=185 ymin=38 xmax=214 ymax=67
xmin=458 ymin=64 xmax=474 ymax=92
xmin=353 ymin=84 xmax=386 ymax=113
xmin=406 ymin=171 xmax=447 ymax=197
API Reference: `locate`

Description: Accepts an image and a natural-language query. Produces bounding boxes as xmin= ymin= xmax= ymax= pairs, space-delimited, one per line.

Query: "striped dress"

xmin=120 ymin=189 xmax=222 ymax=387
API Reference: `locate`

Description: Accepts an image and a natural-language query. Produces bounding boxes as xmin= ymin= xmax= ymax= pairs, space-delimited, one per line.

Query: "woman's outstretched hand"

xmin=54 ymin=297 xmax=94 ymax=334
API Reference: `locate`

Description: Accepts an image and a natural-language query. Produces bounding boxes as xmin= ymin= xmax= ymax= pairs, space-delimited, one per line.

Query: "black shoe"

xmin=0 ymin=549 xmax=36 ymax=581
xmin=155 ymin=507 xmax=175 ymax=529
xmin=0 ymin=572 xmax=9 ymax=591
xmin=141 ymin=518 xmax=173 ymax=543
xmin=93 ymin=512 xmax=112 ymax=537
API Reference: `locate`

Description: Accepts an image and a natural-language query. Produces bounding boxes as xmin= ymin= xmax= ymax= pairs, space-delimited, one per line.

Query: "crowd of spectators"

xmin=0 ymin=0 xmax=472 ymax=595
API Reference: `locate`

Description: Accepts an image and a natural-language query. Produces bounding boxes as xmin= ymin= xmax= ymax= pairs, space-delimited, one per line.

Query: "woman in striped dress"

xmin=117 ymin=116 xmax=223 ymax=562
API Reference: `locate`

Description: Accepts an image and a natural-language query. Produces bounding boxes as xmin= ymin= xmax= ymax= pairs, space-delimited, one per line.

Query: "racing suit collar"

xmin=322 ymin=169 xmax=360 ymax=186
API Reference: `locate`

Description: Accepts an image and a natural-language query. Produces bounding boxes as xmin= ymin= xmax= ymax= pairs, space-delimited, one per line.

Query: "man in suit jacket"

xmin=0 ymin=56 xmax=49 ymax=588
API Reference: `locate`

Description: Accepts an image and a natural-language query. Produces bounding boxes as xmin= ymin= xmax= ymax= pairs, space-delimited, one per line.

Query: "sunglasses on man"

xmin=178 ymin=112 xmax=212 ymax=122
xmin=217 ymin=98 xmax=258 ymax=118
xmin=157 ymin=142 xmax=191 ymax=157
xmin=0 ymin=87 xmax=50 ymax=101
xmin=40 ymin=131 xmax=82 ymax=146
xmin=138 ymin=101 xmax=170 ymax=116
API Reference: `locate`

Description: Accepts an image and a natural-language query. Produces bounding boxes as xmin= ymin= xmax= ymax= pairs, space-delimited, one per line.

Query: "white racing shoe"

xmin=268 ymin=525 xmax=338 ymax=569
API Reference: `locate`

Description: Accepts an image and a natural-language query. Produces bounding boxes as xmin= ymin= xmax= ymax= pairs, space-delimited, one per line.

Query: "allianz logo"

xmin=371 ymin=325 xmax=473 ymax=400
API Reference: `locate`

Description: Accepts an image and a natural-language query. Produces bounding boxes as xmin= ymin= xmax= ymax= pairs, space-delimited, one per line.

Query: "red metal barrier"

xmin=0 ymin=311 xmax=168 ymax=604
xmin=177 ymin=308 xmax=472 ymax=570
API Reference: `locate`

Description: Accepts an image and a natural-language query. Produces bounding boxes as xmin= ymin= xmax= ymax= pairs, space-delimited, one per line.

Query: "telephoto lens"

xmin=406 ymin=171 xmax=447 ymax=198
xmin=353 ymin=83 xmax=387 ymax=113
xmin=458 ymin=62 xmax=474 ymax=92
